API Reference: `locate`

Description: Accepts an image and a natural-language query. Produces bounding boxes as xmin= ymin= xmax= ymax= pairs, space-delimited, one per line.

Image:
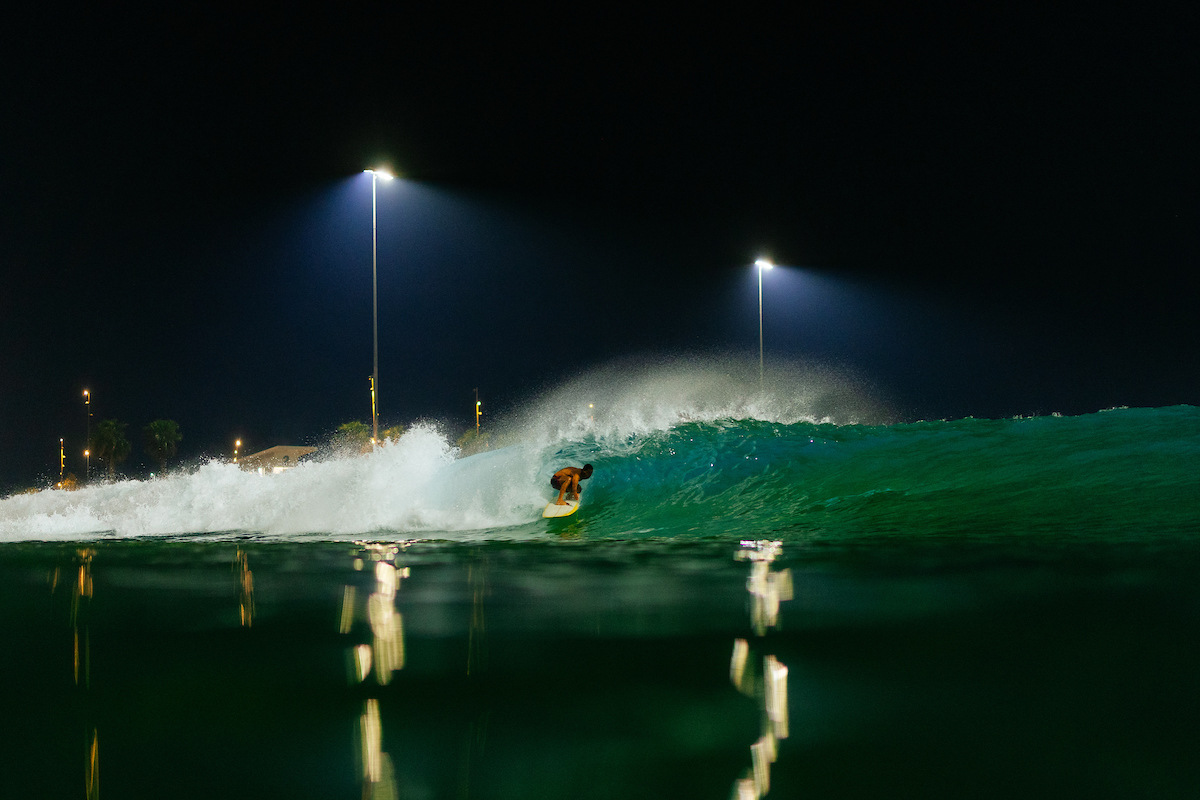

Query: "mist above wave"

xmin=500 ymin=354 xmax=890 ymax=449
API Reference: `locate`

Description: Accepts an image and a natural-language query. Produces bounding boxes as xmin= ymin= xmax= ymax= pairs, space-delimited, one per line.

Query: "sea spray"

xmin=500 ymin=355 xmax=891 ymax=450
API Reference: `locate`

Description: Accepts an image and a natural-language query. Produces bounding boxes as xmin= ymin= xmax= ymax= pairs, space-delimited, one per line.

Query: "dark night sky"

xmin=2 ymin=6 xmax=1197 ymax=489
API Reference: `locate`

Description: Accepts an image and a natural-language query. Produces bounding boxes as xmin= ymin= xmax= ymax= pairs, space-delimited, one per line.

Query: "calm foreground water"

xmin=2 ymin=384 xmax=1198 ymax=798
xmin=3 ymin=534 xmax=1200 ymax=799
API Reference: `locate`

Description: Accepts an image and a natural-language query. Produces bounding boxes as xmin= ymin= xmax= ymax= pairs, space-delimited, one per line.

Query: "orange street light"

xmin=83 ymin=390 xmax=91 ymax=483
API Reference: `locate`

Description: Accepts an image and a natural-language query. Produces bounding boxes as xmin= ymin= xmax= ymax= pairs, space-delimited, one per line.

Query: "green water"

xmin=3 ymin=533 xmax=1200 ymax=799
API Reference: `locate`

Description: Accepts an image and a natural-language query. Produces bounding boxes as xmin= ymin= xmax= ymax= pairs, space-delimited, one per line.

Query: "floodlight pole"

xmin=371 ymin=172 xmax=380 ymax=445
xmin=758 ymin=266 xmax=764 ymax=388
xmin=755 ymin=259 xmax=773 ymax=390
xmin=363 ymin=169 xmax=394 ymax=445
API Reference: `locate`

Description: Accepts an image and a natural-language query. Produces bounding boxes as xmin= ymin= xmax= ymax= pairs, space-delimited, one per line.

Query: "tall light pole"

xmin=754 ymin=259 xmax=774 ymax=389
xmin=363 ymin=168 xmax=394 ymax=445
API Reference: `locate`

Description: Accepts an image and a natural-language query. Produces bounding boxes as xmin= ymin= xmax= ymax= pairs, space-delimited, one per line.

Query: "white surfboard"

xmin=543 ymin=499 xmax=580 ymax=518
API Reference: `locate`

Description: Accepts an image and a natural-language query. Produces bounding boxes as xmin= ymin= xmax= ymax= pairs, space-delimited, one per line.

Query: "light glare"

xmin=755 ymin=258 xmax=774 ymax=270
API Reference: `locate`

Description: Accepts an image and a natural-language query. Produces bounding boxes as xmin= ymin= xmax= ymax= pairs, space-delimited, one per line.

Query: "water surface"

xmin=2 ymin=385 xmax=1198 ymax=798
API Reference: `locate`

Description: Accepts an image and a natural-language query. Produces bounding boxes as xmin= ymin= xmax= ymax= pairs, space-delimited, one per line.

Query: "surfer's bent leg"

xmin=551 ymin=475 xmax=568 ymax=505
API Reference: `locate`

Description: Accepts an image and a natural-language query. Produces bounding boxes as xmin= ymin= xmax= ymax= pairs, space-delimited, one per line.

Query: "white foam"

xmin=0 ymin=425 xmax=550 ymax=541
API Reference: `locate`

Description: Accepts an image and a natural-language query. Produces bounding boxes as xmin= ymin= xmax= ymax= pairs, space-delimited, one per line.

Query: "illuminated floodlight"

xmin=755 ymin=258 xmax=774 ymax=270
xmin=364 ymin=168 xmax=394 ymax=181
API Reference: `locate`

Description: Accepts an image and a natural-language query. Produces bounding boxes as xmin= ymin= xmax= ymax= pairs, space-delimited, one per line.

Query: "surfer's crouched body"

xmin=551 ymin=464 xmax=593 ymax=505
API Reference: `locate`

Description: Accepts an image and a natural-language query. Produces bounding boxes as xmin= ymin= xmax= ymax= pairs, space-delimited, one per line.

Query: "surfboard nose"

xmin=543 ymin=499 xmax=580 ymax=518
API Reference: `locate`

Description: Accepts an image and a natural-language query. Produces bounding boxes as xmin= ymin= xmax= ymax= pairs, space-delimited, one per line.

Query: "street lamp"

xmin=234 ymin=439 xmax=241 ymax=464
xmin=83 ymin=390 xmax=91 ymax=483
xmin=754 ymin=258 xmax=774 ymax=388
xmin=363 ymin=168 xmax=394 ymax=445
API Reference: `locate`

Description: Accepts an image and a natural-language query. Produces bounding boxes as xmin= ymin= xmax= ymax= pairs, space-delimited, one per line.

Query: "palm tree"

xmin=143 ymin=419 xmax=182 ymax=474
xmin=333 ymin=420 xmax=372 ymax=455
xmin=92 ymin=419 xmax=131 ymax=479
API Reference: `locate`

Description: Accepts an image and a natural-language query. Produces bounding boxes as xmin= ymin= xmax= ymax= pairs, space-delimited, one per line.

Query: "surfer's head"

xmin=582 ymin=464 xmax=594 ymax=479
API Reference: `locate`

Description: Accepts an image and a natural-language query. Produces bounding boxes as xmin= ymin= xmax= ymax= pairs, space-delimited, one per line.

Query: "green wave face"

xmin=554 ymin=406 xmax=1200 ymax=541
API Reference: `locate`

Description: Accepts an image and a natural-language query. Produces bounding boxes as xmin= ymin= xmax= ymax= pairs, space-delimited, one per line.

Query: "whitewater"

xmin=3 ymin=358 xmax=1197 ymax=541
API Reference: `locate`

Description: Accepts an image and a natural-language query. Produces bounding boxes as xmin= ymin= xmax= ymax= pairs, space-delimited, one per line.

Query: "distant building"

xmin=238 ymin=445 xmax=316 ymax=474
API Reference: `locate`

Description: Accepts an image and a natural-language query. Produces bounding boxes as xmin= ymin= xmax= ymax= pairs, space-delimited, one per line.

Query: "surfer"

xmin=551 ymin=464 xmax=593 ymax=505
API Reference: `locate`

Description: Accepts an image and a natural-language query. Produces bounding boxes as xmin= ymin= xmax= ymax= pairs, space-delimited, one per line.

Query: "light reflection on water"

xmin=8 ymin=534 xmax=1200 ymax=799
xmin=731 ymin=541 xmax=793 ymax=799
xmin=342 ymin=542 xmax=412 ymax=799
xmin=234 ymin=548 xmax=254 ymax=627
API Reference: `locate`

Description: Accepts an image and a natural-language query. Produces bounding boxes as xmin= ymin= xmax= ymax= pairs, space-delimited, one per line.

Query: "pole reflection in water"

xmin=86 ymin=727 xmax=99 ymax=800
xmin=467 ymin=557 xmax=487 ymax=676
xmin=369 ymin=560 xmax=407 ymax=683
xmin=342 ymin=542 xmax=412 ymax=800
xmin=731 ymin=540 xmax=793 ymax=799
xmin=460 ymin=554 xmax=490 ymax=799
xmin=743 ymin=540 xmax=793 ymax=637
xmin=234 ymin=548 xmax=254 ymax=627
xmin=360 ymin=699 xmax=394 ymax=796
xmin=71 ymin=549 xmax=94 ymax=687
xmin=63 ymin=548 xmax=100 ymax=799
